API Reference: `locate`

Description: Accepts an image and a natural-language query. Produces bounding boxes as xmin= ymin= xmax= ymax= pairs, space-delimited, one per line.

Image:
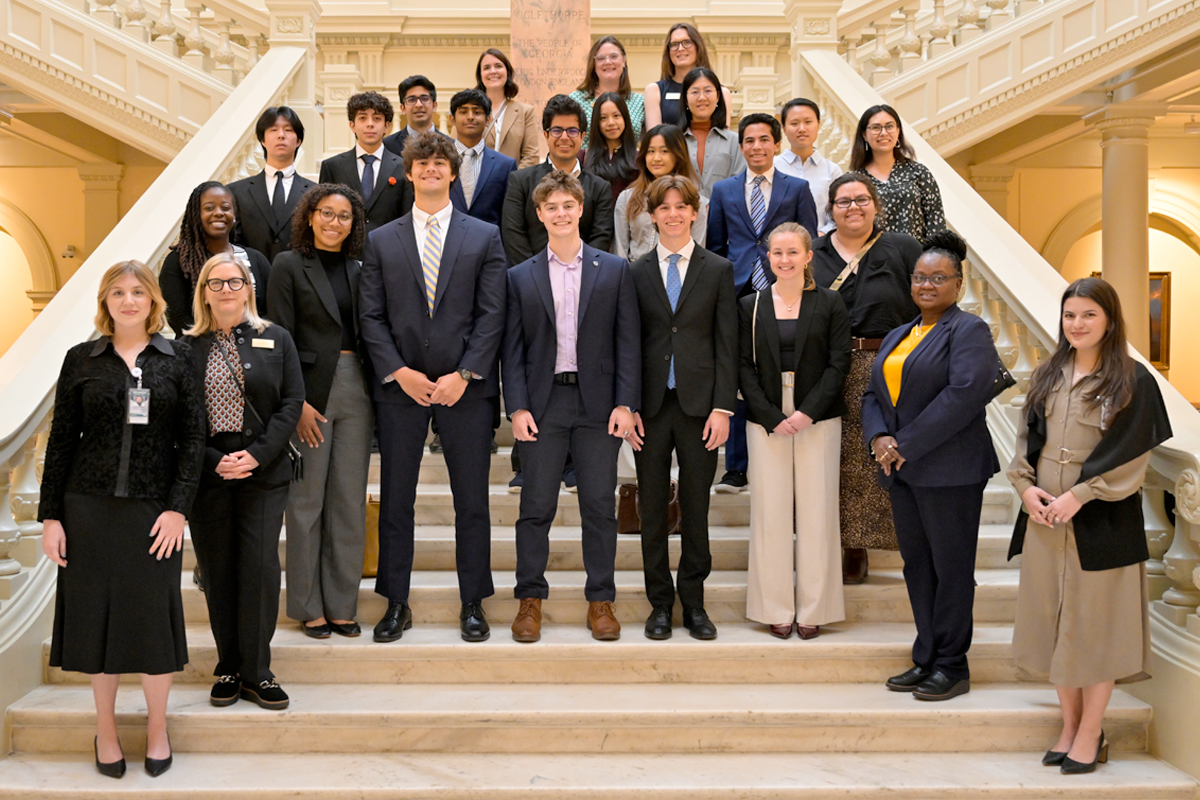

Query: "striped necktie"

xmin=422 ymin=216 xmax=443 ymax=315
xmin=750 ymin=174 xmax=770 ymax=291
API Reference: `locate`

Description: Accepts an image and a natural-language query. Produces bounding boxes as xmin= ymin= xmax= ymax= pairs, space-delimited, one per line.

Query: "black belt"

xmin=553 ymin=372 xmax=579 ymax=385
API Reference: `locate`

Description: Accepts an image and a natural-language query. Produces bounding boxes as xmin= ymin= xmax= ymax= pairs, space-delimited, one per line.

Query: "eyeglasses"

xmin=668 ymin=39 xmax=695 ymax=51
xmin=404 ymin=94 xmax=434 ymax=106
xmin=866 ymin=122 xmax=898 ymax=135
xmin=911 ymin=274 xmax=955 ymax=286
xmin=686 ymin=86 xmax=717 ymax=99
xmin=206 ymin=277 xmax=246 ymax=291
xmin=316 ymin=208 xmax=354 ymax=224
xmin=594 ymin=53 xmax=624 ymax=64
xmin=547 ymin=127 xmax=582 ymax=139
xmin=833 ymin=196 xmax=873 ymax=209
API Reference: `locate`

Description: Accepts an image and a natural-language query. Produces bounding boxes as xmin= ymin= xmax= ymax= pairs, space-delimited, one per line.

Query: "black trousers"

xmin=634 ymin=390 xmax=717 ymax=609
xmin=889 ymin=477 xmax=987 ymax=681
xmin=375 ymin=397 xmax=494 ymax=604
xmin=515 ymin=384 xmax=621 ymax=601
xmin=190 ymin=434 xmax=288 ymax=684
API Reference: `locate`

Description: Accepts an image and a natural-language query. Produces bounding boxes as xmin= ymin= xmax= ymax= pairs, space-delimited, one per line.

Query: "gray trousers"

xmin=285 ymin=354 xmax=374 ymax=622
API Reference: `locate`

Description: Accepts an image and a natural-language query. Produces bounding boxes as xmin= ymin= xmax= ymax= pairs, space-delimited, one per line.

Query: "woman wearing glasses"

xmin=644 ymin=23 xmax=733 ymax=129
xmin=184 ymin=254 xmax=304 ymax=711
xmin=861 ymin=230 xmax=999 ymax=701
xmin=267 ymin=185 xmax=375 ymax=644
xmin=811 ymin=174 xmax=923 ymax=585
xmin=569 ymin=36 xmax=646 ymax=145
xmin=849 ymin=105 xmax=945 ymax=243
xmin=680 ymin=67 xmax=745 ymax=199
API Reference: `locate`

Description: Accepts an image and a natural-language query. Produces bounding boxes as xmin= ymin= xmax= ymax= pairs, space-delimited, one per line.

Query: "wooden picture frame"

xmin=1090 ymin=271 xmax=1171 ymax=368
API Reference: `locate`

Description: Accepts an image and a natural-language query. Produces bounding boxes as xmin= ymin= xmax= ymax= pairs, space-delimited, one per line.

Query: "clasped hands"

xmin=773 ymin=411 xmax=814 ymax=439
xmin=394 ymin=366 xmax=469 ymax=408
xmin=1021 ymin=486 xmax=1082 ymax=526
xmin=871 ymin=435 xmax=906 ymax=476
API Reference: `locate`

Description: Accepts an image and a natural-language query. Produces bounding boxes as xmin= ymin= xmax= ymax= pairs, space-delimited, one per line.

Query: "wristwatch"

xmin=458 ymin=368 xmax=473 ymax=382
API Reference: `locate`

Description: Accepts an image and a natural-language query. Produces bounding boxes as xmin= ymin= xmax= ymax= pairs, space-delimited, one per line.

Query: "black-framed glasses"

xmin=404 ymin=94 xmax=434 ymax=106
xmin=911 ymin=274 xmax=955 ymax=286
xmin=668 ymin=39 xmax=695 ymax=51
xmin=206 ymin=277 xmax=246 ymax=291
xmin=316 ymin=208 xmax=354 ymax=224
xmin=866 ymin=122 xmax=898 ymax=135
xmin=547 ymin=126 xmax=582 ymax=139
xmin=833 ymin=196 xmax=873 ymax=209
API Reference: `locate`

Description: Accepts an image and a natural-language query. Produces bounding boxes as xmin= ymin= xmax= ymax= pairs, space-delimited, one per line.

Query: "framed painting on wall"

xmin=1090 ymin=271 xmax=1170 ymax=369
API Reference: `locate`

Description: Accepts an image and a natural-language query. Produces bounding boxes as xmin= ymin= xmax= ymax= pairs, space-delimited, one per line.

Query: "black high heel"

xmin=1042 ymin=749 xmax=1067 ymax=766
xmin=1061 ymin=730 xmax=1108 ymax=774
xmin=144 ymin=732 xmax=173 ymax=777
xmin=93 ymin=736 xmax=126 ymax=779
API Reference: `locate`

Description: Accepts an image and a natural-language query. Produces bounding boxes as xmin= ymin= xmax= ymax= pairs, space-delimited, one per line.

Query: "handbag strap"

xmin=829 ymin=232 xmax=883 ymax=292
xmin=752 ymin=291 xmax=760 ymax=365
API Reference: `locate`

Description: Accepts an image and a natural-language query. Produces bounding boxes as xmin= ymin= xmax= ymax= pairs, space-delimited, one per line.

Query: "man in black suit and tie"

xmin=229 ymin=106 xmax=316 ymax=261
xmin=503 ymin=170 xmax=640 ymax=644
xmin=359 ymin=132 xmax=508 ymax=643
xmin=449 ymin=89 xmax=517 ymax=228
xmin=382 ymin=75 xmax=452 ymax=157
xmin=630 ymin=175 xmax=737 ymax=641
xmin=319 ymin=91 xmax=413 ymax=234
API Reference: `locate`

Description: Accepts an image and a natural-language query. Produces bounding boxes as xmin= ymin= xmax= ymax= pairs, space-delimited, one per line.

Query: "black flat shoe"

xmin=1061 ymin=731 xmax=1108 ymax=774
xmin=373 ymin=602 xmax=413 ymax=643
xmin=1042 ymin=749 xmax=1068 ymax=766
xmin=885 ymin=665 xmax=931 ymax=692
xmin=327 ymin=620 xmax=361 ymax=637
xmin=210 ymin=674 xmax=240 ymax=707
xmin=683 ymin=607 xmax=717 ymax=640
xmin=302 ymin=621 xmax=332 ymax=639
xmin=144 ymin=733 xmax=172 ymax=778
xmin=94 ymin=736 xmax=126 ymax=779
xmin=460 ymin=602 xmax=490 ymax=642
xmin=912 ymin=670 xmax=970 ymax=701
xmin=644 ymin=605 xmax=673 ymax=640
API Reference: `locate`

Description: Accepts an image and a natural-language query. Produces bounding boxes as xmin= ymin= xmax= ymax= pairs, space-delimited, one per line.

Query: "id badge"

xmin=128 ymin=388 xmax=150 ymax=424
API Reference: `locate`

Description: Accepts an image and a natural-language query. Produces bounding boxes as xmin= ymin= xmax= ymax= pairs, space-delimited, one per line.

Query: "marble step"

xmin=8 ymin=683 xmax=1152 ymax=756
xmin=46 ymin=622 xmax=1025 ymax=686
xmin=0 ymin=751 xmax=1194 ymax=799
xmin=180 ymin=568 xmax=1022 ymax=626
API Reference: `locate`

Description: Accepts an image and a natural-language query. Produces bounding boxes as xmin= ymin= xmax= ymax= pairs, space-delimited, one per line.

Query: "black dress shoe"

xmin=94 ymin=736 xmax=126 ymax=779
xmin=144 ymin=733 xmax=172 ymax=777
xmin=327 ymin=620 xmax=361 ymax=637
xmin=210 ymin=674 xmax=240 ymax=707
xmin=302 ymin=621 xmax=332 ymax=639
xmin=241 ymin=679 xmax=290 ymax=710
xmin=912 ymin=670 xmax=970 ymax=701
xmin=373 ymin=602 xmax=413 ymax=642
xmin=644 ymin=605 xmax=673 ymax=640
xmin=683 ymin=607 xmax=717 ymax=640
xmin=1061 ymin=731 xmax=1108 ymax=774
xmin=428 ymin=434 xmax=443 ymax=453
xmin=885 ymin=665 xmax=932 ymax=692
xmin=460 ymin=602 xmax=490 ymax=642
xmin=1042 ymin=749 xmax=1068 ymax=766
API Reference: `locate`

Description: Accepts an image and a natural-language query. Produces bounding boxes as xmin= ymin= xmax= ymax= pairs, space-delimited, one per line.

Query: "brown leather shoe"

xmin=587 ymin=601 xmax=621 ymax=640
xmin=769 ymin=623 xmax=794 ymax=639
xmin=797 ymin=625 xmax=821 ymax=639
xmin=511 ymin=598 xmax=542 ymax=643
xmin=842 ymin=548 xmax=868 ymax=585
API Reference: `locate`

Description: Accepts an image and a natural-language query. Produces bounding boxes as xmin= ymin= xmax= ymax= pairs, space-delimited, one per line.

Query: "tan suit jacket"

xmin=485 ymin=99 xmax=541 ymax=169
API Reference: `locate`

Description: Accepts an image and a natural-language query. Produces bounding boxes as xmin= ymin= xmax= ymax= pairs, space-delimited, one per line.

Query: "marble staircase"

xmin=1 ymin=450 xmax=1197 ymax=798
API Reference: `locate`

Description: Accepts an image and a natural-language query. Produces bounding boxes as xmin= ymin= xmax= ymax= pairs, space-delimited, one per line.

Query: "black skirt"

xmin=49 ymin=493 xmax=188 ymax=675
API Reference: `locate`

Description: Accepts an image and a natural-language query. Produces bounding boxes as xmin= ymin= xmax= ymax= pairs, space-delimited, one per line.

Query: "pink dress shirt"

xmin=547 ymin=243 xmax=584 ymax=375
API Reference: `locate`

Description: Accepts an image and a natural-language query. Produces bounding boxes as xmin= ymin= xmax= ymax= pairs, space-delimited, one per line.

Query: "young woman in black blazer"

xmin=861 ymin=231 xmax=999 ymax=701
xmin=184 ymin=254 xmax=304 ymax=711
xmin=739 ymin=222 xmax=850 ymax=640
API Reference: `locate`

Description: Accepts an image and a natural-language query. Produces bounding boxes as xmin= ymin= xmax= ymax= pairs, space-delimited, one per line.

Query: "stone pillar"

xmin=1085 ymin=104 xmax=1164 ymax=357
xmin=76 ymin=163 xmax=124 ymax=267
xmin=265 ymin=0 xmax=324 ymax=176
xmin=969 ymin=165 xmax=1016 ymax=224
xmin=784 ymin=0 xmax=842 ymax=101
xmin=736 ymin=51 xmax=778 ymax=119
xmin=509 ymin=0 xmax=589 ymax=116
xmin=319 ymin=64 xmax=363 ymax=160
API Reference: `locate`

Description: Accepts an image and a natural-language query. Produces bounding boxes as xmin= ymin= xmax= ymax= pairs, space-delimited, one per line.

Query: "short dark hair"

xmin=533 ymin=170 xmax=584 ymax=206
xmin=680 ymin=67 xmax=728 ymax=130
xmin=542 ymin=94 xmax=585 ymax=132
xmin=781 ymin=97 xmax=821 ymax=124
xmin=450 ymin=89 xmax=492 ymax=118
xmin=738 ymin=112 xmax=781 ymax=144
xmin=827 ymin=172 xmax=884 ymax=232
xmin=346 ymin=91 xmax=394 ymax=124
xmin=646 ymin=174 xmax=701 ymax=214
xmin=474 ymin=48 xmax=519 ymax=100
xmin=398 ymin=75 xmax=437 ymax=103
xmin=402 ymin=130 xmax=462 ymax=178
xmin=291 ymin=183 xmax=367 ymax=260
xmin=255 ymin=106 xmax=305 ymax=159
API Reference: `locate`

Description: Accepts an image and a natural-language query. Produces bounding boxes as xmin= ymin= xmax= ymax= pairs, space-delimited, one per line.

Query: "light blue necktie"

xmin=666 ymin=253 xmax=682 ymax=389
xmin=750 ymin=175 xmax=769 ymax=291
xmin=361 ymin=153 xmax=377 ymax=205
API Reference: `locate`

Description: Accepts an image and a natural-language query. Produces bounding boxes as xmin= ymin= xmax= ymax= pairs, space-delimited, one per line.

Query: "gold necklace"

xmin=913 ymin=322 xmax=933 ymax=339
xmin=774 ymin=286 xmax=800 ymax=312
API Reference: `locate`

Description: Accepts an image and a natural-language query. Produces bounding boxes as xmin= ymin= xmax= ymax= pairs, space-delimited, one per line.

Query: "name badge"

xmin=252 ymin=338 xmax=275 ymax=349
xmin=664 ymin=92 xmax=681 ymax=101
xmin=128 ymin=388 xmax=150 ymax=424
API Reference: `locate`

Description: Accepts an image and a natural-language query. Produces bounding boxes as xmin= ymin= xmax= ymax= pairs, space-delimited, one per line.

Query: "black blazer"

xmin=450 ymin=146 xmax=518 ymax=229
xmin=500 ymin=162 xmax=614 ymax=265
xmin=185 ymin=323 xmax=305 ymax=486
xmin=382 ymin=126 xmax=453 ymax=159
xmin=861 ymin=303 xmax=1000 ymax=488
xmin=266 ymin=250 xmax=372 ymax=414
xmin=228 ymin=170 xmax=317 ymax=262
xmin=739 ymin=285 xmax=850 ymax=431
xmin=358 ymin=209 xmax=508 ymax=405
xmin=318 ymin=147 xmax=413 ymax=234
xmin=630 ymin=245 xmax=738 ymax=419
xmin=160 ymin=247 xmax=272 ymax=337
xmin=503 ymin=244 xmax=641 ymax=423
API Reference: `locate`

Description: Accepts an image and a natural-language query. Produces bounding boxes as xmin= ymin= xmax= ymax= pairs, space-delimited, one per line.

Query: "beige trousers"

xmin=745 ymin=376 xmax=846 ymax=626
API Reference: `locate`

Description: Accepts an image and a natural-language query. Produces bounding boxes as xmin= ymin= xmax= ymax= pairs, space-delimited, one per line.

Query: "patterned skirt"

xmin=838 ymin=350 xmax=899 ymax=551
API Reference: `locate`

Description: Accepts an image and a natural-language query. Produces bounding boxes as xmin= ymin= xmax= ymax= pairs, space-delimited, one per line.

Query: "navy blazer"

xmin=358 ymin=210 xmax=508 ymax=405
xmin=861 ymin=303 xmax=1000 ymax=488
xmin=450 ymin=146 xmax=518 ymax=229
xmin=503 ymin=244 xmax=641 ymax=423
xmin=707 ymin=170 xmax=819 ymax=295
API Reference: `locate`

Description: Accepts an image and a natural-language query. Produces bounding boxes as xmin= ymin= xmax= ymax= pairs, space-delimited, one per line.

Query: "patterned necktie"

xmin=422 ymin=216 xmax=443 ymax=315
xmin=361 ymin=153 xmax=377 ymax=205
xmin=271 ymin=170 xmax=287 ymax=228
xmin=750 ymin=174 xmax=770 ymax=291
xmin=460 ymin=149 xmax=477 ymax=208
xmin=666 ymin=253 xmax=682 ymax=390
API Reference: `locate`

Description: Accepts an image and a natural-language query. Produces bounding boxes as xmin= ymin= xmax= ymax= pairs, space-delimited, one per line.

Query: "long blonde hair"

xmin=95 ymin=260 xmax=168 ymax=336
xmin=184 ymin=253 xmax=269 ymax=336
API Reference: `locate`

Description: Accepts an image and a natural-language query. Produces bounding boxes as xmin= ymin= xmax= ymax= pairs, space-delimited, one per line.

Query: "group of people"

xmin=38 ymin=22 xmax=1167 ymax=781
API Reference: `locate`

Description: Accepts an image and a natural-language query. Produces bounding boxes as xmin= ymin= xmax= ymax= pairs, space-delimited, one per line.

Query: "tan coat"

xmin=485 ymin=99 xmax=541 ymax=169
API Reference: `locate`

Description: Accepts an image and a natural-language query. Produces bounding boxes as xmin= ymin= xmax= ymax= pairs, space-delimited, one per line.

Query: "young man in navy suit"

xmin=358 ymin=132 xmax=508 ymax=644
xmin=706 ymin=112 xmax=819 ymax=493
xmin=383 ymin=75 xmax=452 ymax=157
xmin=503 ymin=170 xmax=641 ymax=644
xmin=448 ymin=89 xmax=518 ymax=228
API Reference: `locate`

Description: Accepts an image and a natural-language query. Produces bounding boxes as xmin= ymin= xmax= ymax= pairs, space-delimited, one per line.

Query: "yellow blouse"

xmin=883 ymin=322 xmax=935 ymax=404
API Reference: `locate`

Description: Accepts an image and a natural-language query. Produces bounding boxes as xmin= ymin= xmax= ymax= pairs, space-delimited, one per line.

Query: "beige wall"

xmin=0 ymin=232 xmax=35 ymax=357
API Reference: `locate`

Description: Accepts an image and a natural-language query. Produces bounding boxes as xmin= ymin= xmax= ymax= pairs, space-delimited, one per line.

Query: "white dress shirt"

xmin=411 ymin=200 xmax=455 ymax=250
xmin=744 ymin=166 xmax=775 ymax=217
xmin=546 ymin=155 xmax=582 ymax=176
xmin=354 ymin=142 xmax=385 ymax=189
xmin=264 ymin=164 xmax=296 ymax=202
xmin=775 ymin=149 xmax=843 ymax=233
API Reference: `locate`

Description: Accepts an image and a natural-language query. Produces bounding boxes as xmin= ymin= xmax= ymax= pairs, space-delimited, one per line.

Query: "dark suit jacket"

xmin=229 ymin=170 xmax=316 ymax=262
xmin=358 ymin=209 xmax=508 ymax=405
xmin=738 ymin=285 xmax=850 ymax=432
xmin=707 ymin=170 xmax=820 ymax=295
xmin=630 ymin=244 xmax=737 ymax=419
xmin=382 ymin=126 xmax=453 ymax=159
xmin=450 ymin=146 xmax=518 ymax=229
xmin=160 ymin=247 xmax=272 ymax=337
xmin=861 ymin=303 xmax=1000 ymax=488
xmin=500 ymin=162 xmax=614 ymax=265
xmin=266 ymin=250 xmax=373 ymax=415
xmin=503 ymin=244 xmax=640 ymax=423
xmin=184 ymin=322 xmax=305 ymax=485
xmin=318 ymin=147 xmax=413 ymax=234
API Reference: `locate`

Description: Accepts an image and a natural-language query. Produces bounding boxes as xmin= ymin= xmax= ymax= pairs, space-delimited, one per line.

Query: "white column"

xmin=266 ymin=0 xmax=324 ymax=176
xmin=783 ymin=0 xmax=841 ymax=101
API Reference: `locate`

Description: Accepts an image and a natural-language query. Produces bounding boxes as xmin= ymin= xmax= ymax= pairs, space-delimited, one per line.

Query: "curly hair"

xmin=170 ymin=181 xmax=234 ymax=285
xmin=402 ymin=131 xmax=462 ymax=178
xmin=346 ymin=91 xmax=394 ymax=124
xmin=532 ymin=170 xmax=584 ymax=206
xmin=291 ymin=184 xmax=367 ymax=260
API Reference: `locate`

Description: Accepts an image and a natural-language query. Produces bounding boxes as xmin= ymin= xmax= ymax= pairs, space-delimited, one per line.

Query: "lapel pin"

xmin=388 ymin=176 xmax=397 ymax=186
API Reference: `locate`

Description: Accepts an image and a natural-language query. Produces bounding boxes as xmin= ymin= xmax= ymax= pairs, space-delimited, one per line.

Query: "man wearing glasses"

xmin=383 ymin=75 xmax=453 ymax=158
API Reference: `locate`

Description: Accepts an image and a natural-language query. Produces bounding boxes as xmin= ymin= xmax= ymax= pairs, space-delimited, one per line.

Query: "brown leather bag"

xmin=617 ymin=481 xmax=682 ymax=535
xmin=363 ymin=496 xmax=380 ymax=578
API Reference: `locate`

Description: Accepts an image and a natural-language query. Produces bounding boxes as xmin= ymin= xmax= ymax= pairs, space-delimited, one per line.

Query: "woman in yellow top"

xmin=861 ymin=230 xmax=1000 ymax=701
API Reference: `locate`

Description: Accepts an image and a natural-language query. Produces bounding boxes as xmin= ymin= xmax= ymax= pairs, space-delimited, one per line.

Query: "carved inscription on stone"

xmin=509 ymin=0 xmax=590 ymax=115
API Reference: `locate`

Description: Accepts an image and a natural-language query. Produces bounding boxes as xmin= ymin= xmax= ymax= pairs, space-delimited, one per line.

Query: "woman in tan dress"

xmin=475 ymin=48 xmax=541 ymax=168
xmin=1008 ymin=277 xmax=1172 ymax=774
